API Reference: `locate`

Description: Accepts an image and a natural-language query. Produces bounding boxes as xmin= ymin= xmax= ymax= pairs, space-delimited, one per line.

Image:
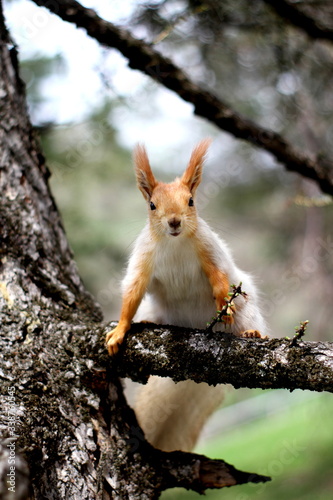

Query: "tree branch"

xmin=109 ymin=322 xmax=333 ymax=393
xmin=262 ymin=0 xmax=333 ymax=43
xmin=0 ymin=310 xmax=271 ymax=497
xmin=32 ymin=0 xmax=333 ymax=196
xmin=156 ymin=451 xmax=271 ymax=493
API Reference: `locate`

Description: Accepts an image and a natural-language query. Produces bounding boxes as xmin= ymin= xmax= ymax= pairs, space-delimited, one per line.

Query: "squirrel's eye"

xmin=150 ymin=201 xmax=156 ymax=210
xmin=188 ymin=197 xmax=194 ymax=207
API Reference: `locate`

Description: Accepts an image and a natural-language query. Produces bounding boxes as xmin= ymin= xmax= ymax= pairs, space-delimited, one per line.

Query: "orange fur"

xmin=106 ymin=253 xmax=153 ymax=355
xmin=134 ymin=144 xmax=157 ymax=200
xmin=241 ymin=329 xmax=263 ymax=338
xmin=196 ymin=242 xmax=231 ymax=315
xmin=148 ymin=181 xmax=198 ymax=241
xmin=181 ymin=138 xmax=211 ymax=193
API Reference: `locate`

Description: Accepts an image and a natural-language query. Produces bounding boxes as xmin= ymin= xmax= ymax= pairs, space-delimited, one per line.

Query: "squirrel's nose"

xmin=168 ymin=217 xmax=181 ymax=230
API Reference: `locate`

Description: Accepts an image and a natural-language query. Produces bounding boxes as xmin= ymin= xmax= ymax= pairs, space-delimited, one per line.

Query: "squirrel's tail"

xmin=135 ymin=376 xmax=224 ymax=452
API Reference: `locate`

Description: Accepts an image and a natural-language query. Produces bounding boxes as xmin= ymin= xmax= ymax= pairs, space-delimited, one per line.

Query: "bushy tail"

xmin=135 ymin=376 xmax=224 ymax=452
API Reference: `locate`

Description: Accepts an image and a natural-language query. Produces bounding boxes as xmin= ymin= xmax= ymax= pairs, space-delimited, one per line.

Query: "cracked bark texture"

xmin=115 ymin=323 xmax=333 ymax=393
xmin=0 ymin=4 xmax=270 ymax=498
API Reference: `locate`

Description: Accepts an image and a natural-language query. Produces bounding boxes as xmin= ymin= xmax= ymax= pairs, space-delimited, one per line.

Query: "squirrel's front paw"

xmin=105 ymin=325 xmax=126 ymax=355
xmin=240 ymin=329 xmax=267 ymax=339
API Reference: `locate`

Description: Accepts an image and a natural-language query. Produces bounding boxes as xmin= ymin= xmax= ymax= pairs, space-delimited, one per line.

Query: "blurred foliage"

xmin=131 ymin=0 xmax=333 ymax=157
xmin=162 ymin=391 xmax=333 ymax=500
xmin=41 ymin=103 xmax=143 ymax=319
xmin=21 ymin=54 xmax=66 ymax=123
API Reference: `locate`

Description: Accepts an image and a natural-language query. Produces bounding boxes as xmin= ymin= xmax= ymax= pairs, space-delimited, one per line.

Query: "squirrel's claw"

xmin=241 ymin=329 xmax=265 ymax=338
xmin=105 ymin=326 xmax=125 ymax=355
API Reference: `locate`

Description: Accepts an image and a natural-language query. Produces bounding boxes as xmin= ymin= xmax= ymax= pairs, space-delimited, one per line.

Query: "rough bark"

xmin=0 ymin=311 xmax=271 ymax=499
xmin=32 ymin=0 xmax=333 ymax=196
xmin=115 ymin=322 xmax=333 ymax=393
xmin=0 ymin=4 xmax=270 ymax=498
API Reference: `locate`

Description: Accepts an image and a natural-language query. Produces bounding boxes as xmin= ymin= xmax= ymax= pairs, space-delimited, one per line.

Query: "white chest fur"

xmin=145 ymin=235 xmax=215 ymax=328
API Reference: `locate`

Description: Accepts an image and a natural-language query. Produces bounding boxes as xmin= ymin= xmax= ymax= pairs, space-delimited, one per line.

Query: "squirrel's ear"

xmin=181 ymin=138 xmax=211 ymax=194
xmin=134 ymin=144 xmax=157 ymax=200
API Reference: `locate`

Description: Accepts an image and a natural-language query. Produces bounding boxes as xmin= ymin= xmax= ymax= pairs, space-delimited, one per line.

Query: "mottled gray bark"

xmin=116 ymin=322 xmax=333 ymax=393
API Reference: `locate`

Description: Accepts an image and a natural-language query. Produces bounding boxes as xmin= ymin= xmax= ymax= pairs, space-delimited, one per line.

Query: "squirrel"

xmin=106 ymin=139 xmax=267 ymax=452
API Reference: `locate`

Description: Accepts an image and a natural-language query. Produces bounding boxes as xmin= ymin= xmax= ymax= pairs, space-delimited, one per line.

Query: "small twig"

xmin=152 ymin=4 xmax=209 ymax=44
xmin=290 ymin=320 xmax=309 ymax=347
xmin=206 ymin=283 xmax=247 ymax=333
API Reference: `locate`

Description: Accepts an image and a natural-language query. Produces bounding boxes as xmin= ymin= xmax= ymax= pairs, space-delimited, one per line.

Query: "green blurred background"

xmin=4 ymin=0 xmax=333 ymax=497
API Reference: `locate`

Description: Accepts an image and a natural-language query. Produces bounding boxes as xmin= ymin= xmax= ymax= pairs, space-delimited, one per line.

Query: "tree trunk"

xmin=0 ymin=4 xmax=269 ymax=498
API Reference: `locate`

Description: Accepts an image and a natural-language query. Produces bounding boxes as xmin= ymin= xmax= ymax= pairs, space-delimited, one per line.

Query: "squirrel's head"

xmin=134 ymin=139 xmax=211 ymax=239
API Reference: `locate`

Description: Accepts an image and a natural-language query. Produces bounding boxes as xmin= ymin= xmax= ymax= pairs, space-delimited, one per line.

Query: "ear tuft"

xmin=134 ymin=144 xmax=157 ymax=200
xmin=181 ymin=138 xmax=212 ymax=194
